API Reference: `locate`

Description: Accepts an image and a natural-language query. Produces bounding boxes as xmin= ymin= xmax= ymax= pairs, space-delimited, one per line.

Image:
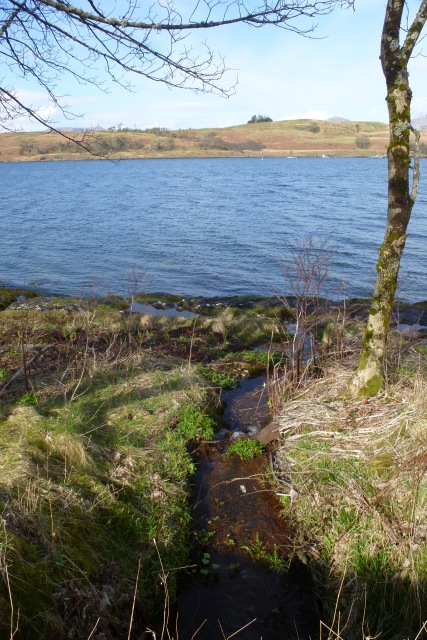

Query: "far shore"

xmin=2 ymin=118 xmax=426 ymax=163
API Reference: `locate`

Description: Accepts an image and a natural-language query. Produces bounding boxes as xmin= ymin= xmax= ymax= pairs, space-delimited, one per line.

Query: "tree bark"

xmin=350 ymin=0 xmax=426 ymax=396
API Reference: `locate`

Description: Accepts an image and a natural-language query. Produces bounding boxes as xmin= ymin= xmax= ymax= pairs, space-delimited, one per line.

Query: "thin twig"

xmin=127 ymin=559 xmax=141 ymax=640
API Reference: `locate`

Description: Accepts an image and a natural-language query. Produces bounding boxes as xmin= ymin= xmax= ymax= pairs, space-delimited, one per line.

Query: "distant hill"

xmin=1 ymin=118 xmax=425 ymax=162
xmin=59 ymin=126 xmax=105 ymax=132
xmin=327 ymin=116 xmax=351 ymax=122
xmin=412 ymin=114 xmax=427 ymax=130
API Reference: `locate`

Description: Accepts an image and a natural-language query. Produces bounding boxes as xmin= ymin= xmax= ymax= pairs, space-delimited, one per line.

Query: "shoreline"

xmin=0 ymin=153 xmax=400 ymax=163
xmin=2 ymin=286 xmax=426 ymax=325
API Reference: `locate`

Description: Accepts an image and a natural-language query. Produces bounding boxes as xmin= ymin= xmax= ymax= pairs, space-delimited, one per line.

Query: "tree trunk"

xmin=350 ymin=0 xmax=424 ymax=396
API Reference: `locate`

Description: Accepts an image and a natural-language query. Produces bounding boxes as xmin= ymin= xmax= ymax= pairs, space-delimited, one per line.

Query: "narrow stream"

xmin=176 ymin=377 xmax=318 ymax=640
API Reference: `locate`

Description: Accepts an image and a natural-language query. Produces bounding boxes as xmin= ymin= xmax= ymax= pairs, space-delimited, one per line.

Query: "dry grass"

xmin=273 ymin=344 xmax=427 ymax=638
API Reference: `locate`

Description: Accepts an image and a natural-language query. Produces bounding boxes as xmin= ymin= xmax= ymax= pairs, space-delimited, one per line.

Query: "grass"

xmin=274 ymin=338 xmax=427 ymax=638
xmin=0 ymin=299 xmax=284 ymax=638
xmin=2 ymin=297 xmax=427 ymax=638
xmin=0 ymin=306 xmax=225 ymax=638
xmin=0 ymin=364 xmax=212 ymax=636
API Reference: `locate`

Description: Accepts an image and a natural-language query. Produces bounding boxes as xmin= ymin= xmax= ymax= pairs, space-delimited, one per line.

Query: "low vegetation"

xmin=0 ymin=346 xmax=215 ymax=637
xmin=0 ymin=297 xmax=287 ymax=638
xmin=1 ymin=293 xmax=426 ymax=637
xmin=225 ymin=438 xmax=264 ymax=460
xmin=274 ymin=331 xmax=427 ymax=638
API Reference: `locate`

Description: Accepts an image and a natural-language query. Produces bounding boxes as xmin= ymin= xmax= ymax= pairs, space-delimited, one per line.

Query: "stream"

xmin=176 ymin=377 xmax=318 ymax=640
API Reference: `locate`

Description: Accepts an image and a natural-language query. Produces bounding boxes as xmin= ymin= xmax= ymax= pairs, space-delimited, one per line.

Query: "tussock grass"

xmin=274 ymin=347 xmax=427 ymax=638
xmin=198 ymin=307 xmax=285 ymax=346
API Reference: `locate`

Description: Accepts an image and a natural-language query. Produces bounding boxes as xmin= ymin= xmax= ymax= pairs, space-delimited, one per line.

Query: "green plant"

xmin=175 ymin=404 xmax=216 ymax=441
xmin=242 ymin=533 xmax=286 ymax=570
xmin=197 ymin=365 xmax=238 ymax=388
xmin=0 ymin=367 xmax=10 ymax=381
xmin=194 ymin=552 xmax=220 ymax=575
xmin=229 ymin=350 xmax=285 ymax=368
xmin=16 ymin=391 xmax=38 ymax=405
xmin=225 ymin=438 xmax=264 ymax=460
xmin=194 ymin=528 xmax=215 ymax=545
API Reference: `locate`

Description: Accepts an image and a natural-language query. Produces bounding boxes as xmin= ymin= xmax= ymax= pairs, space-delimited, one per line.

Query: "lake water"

xmin=1 ymin=157 xmax=426 ymax=302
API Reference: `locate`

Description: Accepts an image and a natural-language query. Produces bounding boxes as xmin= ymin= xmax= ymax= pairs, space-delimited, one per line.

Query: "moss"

xmin=385 ymin=230 xmax=401 ymax=244
xmin=357 ymin=373 xmax=384 ymax=397
xmin=0 ymin=287 xmax=40 ymax=311
xmin=361 ymin=328 xmax=374 ymax=353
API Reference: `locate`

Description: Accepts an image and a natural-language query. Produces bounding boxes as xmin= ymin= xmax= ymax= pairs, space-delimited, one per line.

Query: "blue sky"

xmin=9 ymin=1 xmax=427 ymax=131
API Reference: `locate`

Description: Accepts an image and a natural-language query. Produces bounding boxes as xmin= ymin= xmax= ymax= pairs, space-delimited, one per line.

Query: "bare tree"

xmin=0 ymin=0 xmax=352 ymax=143
xmin=350 ymin=0 xmax=426 ymax=396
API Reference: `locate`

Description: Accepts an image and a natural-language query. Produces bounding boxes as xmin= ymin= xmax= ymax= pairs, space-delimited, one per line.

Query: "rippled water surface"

xmin=2 ymin=157 xmax=426 ymax=301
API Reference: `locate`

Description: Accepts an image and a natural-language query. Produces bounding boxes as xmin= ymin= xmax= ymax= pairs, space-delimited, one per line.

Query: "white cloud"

xmin=280 ymin=110 xmax=332 ymax=121
xmin=409 ymin=56 xmax=427 ymax=71
xmin=412 ymin=97 xmax=427 ymax=116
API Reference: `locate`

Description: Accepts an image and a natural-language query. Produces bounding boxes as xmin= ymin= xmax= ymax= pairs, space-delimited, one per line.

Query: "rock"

xmin=6 ymin=297 xmax=82 ymax=313
xmin=255 ymin=420 xmax=281 ymax=445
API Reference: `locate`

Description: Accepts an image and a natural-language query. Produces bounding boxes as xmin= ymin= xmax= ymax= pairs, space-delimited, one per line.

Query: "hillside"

xmin=2 ymin=119 xmax=423 ymax=162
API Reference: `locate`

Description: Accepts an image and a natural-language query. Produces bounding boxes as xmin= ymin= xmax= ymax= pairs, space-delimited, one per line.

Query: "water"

xmin=1 ymin=157 xmax=426 ymax=302
xmin=177 ymin=376 xmax=317 ymax=639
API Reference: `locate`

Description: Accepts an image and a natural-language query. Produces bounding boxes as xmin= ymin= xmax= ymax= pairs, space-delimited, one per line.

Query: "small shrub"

xmin=309 ymin=123 xmax=321 ymax=133
xmin=355 ymin=136 xmax=371 ymax=149
xmin=0 ymin=368 xmax=10 ymax=381
xmin=225 ymin=438 xmax=264 ymax=460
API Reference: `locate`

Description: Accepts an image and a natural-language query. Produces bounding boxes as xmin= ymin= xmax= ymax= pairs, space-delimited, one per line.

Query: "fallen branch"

xmin=0 ymin=344 xmax=57 ymax=399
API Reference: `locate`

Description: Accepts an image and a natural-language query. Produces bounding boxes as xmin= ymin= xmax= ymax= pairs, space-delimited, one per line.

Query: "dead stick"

xmin=0 ymin=344 xmax=57 ymax=399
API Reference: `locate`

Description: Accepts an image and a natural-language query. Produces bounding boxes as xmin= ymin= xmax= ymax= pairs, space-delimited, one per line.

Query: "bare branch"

xmin=402 ymin=0 xmax=427 ymax=61
xmin=0 ymin=0 xmax=351 ymax=140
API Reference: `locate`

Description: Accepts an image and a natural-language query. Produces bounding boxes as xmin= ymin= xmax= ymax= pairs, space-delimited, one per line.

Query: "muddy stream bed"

xmin=176 ymin=376 xmax=318 ymax=640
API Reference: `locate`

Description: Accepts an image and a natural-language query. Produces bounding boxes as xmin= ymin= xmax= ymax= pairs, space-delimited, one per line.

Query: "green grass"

xmin=226 ymin=349 xmax=287 ymax=368
xmin=16 ymin=391 xmax=38 ymax=405
xmin=0 ymin=367 xmax=9 ymax=381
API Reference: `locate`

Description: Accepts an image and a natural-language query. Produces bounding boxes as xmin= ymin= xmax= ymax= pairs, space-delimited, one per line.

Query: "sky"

xmin=5 ymin=0 xmax=427 ymax=131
